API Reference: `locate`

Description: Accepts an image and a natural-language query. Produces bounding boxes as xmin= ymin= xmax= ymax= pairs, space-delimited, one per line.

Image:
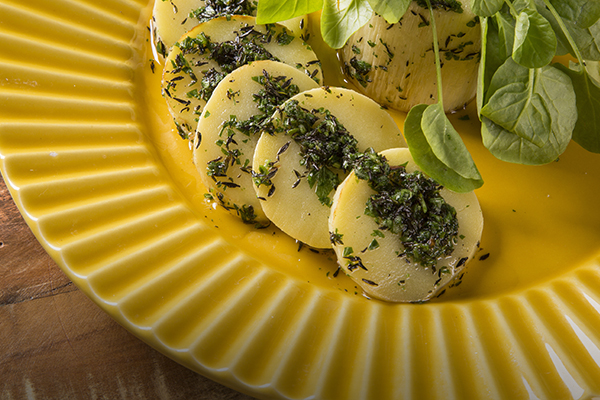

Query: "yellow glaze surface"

xmin=1 ymin=1 xmax=600 ymax=399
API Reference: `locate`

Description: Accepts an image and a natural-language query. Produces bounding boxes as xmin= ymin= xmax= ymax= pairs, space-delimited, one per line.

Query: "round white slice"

xmin=193 ymin=60 xmax=320 ymax=225
xmin=329 ymin=148 xmax=483 ymax=303
xmin=340 ymin=2 xmax=481 ymax=112
xmin=252 ymin=87 xmax=407 ymax=249
xmin=162 ymin=15 xmax=322 ymax=139
xmin=152 ymin=0 xmax=307 ymax=54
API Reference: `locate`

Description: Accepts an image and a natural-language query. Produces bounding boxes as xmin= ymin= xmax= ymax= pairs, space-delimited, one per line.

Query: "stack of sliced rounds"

xmin=329 ymin=147 xmax=484 ymax=303
xmin=162 ymin=15 xmax=322 ymax=139
xmin=252 ymin=87 xmax=407 ymax=249
xmin=152 ymin=0 xmax=307 ymax=54
xmin=193 ymin=60 xmax=320 ymax=225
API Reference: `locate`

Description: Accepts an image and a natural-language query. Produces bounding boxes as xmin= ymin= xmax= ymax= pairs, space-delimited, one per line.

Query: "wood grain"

xmin=0 ymin=174 xmax=255 ymax=400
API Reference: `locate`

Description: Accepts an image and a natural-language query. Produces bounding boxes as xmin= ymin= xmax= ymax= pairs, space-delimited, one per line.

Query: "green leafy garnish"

xmin=321 ymin=0 xmax=374 ymax=49
xmin=255 ymin=0 xmax=600 ymax=189
xmin=544 ymin=0 xmax=600 ymax=29
xmin=405 ymin=105 xmax=484 ymax=192
xmin=481 ymin=58 xmax=554 ymax=147
xmin=404 ymin=0 xmax=483 ymax=192
xmin=471 ymin=0 xmax=504 ymax=17
xmin=367 ymin=0 xmax=411 ymax=24
xmin=478 ymin=0 xmax=600 ymax=158
xmin=512 ymin=9 xmax=557 ymax=68
xmin=256 ymin=0 xmax=323 ymax=25
xmin=555 ymin=62 xmax=600 ymax=152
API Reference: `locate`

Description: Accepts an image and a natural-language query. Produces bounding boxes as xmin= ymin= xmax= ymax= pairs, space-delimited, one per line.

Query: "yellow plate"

xmin=2 ymin=1 xmax=600 ymax=399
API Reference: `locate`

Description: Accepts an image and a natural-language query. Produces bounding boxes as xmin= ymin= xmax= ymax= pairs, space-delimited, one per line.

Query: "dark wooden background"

xmin=0 ymin=173 xmax=255 ymax=399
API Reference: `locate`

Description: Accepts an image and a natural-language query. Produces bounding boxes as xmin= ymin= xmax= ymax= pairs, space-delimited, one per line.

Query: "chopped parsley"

xmin=233 ymin=70 xmax=301 ymax=137
xmin=189 ymin=0 xmax=257 ymax=23
xmin=265 ymin=100 xmax=360 ymax=207
xmin=171 ymin=25 xmax=293 ymax=120
xmin=345 ymin=57 xmax=372 ymax=88
xmin=352 ymin=148 xmax=459 ymax=268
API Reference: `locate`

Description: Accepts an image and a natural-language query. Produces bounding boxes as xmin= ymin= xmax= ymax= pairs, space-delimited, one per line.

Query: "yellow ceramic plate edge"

xmin=2 ymin=1 xmax=600 ymax=399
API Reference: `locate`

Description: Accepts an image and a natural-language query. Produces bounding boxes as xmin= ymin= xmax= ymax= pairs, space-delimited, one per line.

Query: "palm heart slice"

xmin=329 ymin=147 xmax=483 ymax=302
xmin=193 ymin=60 xmax=319 ymax=225
xmin=162 ymin=15 xmax=322 ymax=139
xmin=340 ymin=2 xmax=480 ymax=112
xmin=152 ymin=0 xmax=307 ymax=54
xmin=252 ymin=87 xmax=407 ymax=249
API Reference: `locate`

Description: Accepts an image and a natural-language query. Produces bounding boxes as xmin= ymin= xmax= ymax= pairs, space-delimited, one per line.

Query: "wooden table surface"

xmin=0 ymin=173 xmax=254 ymax=399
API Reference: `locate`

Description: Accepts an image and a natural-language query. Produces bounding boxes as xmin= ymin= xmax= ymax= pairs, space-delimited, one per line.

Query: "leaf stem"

xmin=540 ymin=0 xmax=585 ymax=65
xmin=424 ymin=0 xmax=444 ymax=106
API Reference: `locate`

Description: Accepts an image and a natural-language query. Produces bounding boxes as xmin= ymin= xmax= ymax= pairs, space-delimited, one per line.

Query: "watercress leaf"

xmin=256 ymin=0 xmax=323 ymax=24
xmin=485 ymin=57 xmax=523 ymax=102
xmin=404 ymin=105 xmax=483 ymax=193
xmin=554 ymin=62 xmax=600 ymax=152
xmin=481 ymin=61 xmax=553 ymax=147
xmin=478 ymin=12 xmax=513 ymax=101
xmin=536 ymin=1 xmax=600 ymax=60
xmin=512 ymin=10 xmax=557 ymax=68
xmin=367 ymin=0 xmax=410 ymax=24
xmin=546 ymin=0 xmax=600 ymax=29
xmin=471 ymin=0 xmax=504 ymax=17
xmin=482 ymin=116 xmax=563 ymax=164
xmin=512 ymin=0 xmax=536 ymax=13
xmin=588 ymin=61 xmax=600 ymax=82
xmin=421 ymin=103 xmax=483 ymax=182
xmin=566 ymin=19 xmax=600 ymax=61
xmin=321 ymin=0 xmax=373 ymax=49
xmin=477 ymin=11 xmax=513 ymax=114
xmin=482 ymin=81 xmax=551 ymax=146
xmin=495 ymin=11 xmax=515 ymax=58
xmin=481 ymin=63 xmax=577 ymax=164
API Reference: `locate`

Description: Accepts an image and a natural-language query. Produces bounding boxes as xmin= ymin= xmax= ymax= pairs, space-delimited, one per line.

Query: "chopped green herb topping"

xmin=330 ymin=229 xmax=344 ymax=245
xmin=342 ymin=247 xmax=368 ymax=272
xmin=353 ymin=148 xmax=459 ymax=268
xmin=415 ymin=0 xmax=463 ymax=13
xmin=219 ymin=70 xmax=302 ymax=141
xmin=173 ymin=25 xmax=292 ymax=110
xmin=252 ymin=160 xmax=278 ymax=190
xmin=276 ymin=29 xmax=295 ymax=45
xmin=233 ymin=203 xmax=259 ymax=224
xmin=345 ymin=57 xmax=372 ymax=88
xmin=205 ymin=70 xmax=302 ymax=224
xmin=191 ymin=68 xmax=228 ymax=102
xmin=189 ymin=0 xmax=257 ymax=23
xmin=266 ymin=100 xmax=360 ymax=207
xmin=209 ymin=28 xmax=280 ymax=74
